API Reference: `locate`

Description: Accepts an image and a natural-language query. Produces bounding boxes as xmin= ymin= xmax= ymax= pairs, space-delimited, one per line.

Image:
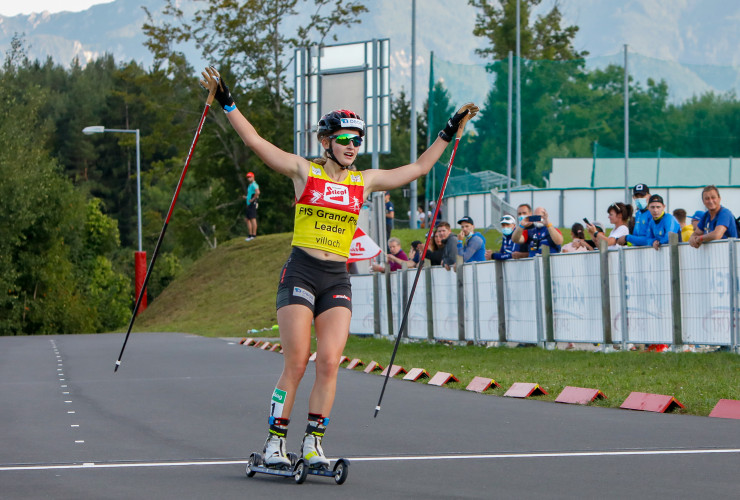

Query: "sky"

xmin=0 ymin=0 xmax=113 ymax=17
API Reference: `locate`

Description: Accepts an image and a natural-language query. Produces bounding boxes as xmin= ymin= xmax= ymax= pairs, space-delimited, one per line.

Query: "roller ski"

xmin=245 ymin=435 xmax=303 ymax=482
xmin=293 ymin=432 xmax=350 ymax=485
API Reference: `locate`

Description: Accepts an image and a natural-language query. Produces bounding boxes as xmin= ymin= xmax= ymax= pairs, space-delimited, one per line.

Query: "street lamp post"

xmin=82 ymin=125 xmax=147 ymax=312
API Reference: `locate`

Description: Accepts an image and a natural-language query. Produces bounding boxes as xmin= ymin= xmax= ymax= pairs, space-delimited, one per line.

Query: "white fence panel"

xmin=431 ymin=267 xmax=459 ymax=340
xmin=474 ymin=261 xmax=499 ymax=341
xmin=679 ymin=241 xmax=732 ymax=345
xmin=390 ymin=271 xmax=404 ymax=335
xmin=378 ymin=274 xmax=389 ymax=336
xmin=502 ymin=259 xmax=540 ymax=343
xmin=406 ymin=269 xmax=429 ymax=339
xmin=463 ymin=264 xmax=476 ymax=341
xmin=349 ymin=274 xmax=375 ymax=335
xmin=622 ymin=246 xmax=673 ymax=343
xmin=550 ymin=251 xmax=604 ymax=343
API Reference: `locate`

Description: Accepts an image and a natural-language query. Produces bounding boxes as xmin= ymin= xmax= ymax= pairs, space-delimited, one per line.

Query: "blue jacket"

xmin=626 ymin=208 xmax=652 ymax=246
xmin=646 ymin=212 xmax=681 ymax=244
xmin=457 ymin=231 xmax=487 ymax=262
xmin=491 ymin=234 xmax=519 ymax=260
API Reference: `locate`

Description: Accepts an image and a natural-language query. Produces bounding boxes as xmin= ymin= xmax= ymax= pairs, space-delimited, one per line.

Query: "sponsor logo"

xmin=271 ymin=388 xmax=286 ymax=404
xmin=350 ymin=173 xmax=361 ymax=183
xmin=340 ymin=117 xmax=364 ymax=129
xmin=350 ymin=242 xmax=365 ymax=254
xmin=309 ymin=189 xmax=322 ymax=204
xmin=324 ymin=183 xmax=349 ymax=205
xmin=311 ymin=166 xmax=322 ymax=176
xmin=350 ymin=196 xmax=362 ymax=211
xmin=293 ymin=286 xmax=315 ymax=305
xmin=333 ymin=294 xmax=351 ymax=301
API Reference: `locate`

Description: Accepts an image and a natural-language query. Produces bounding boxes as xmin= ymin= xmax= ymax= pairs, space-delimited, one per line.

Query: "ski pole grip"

xmin=456 ymin=103 xmax=479 ymax=139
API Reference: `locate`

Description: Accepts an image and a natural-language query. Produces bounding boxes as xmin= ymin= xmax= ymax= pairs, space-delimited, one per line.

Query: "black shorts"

xmin=246 ymin=202 xmax=258 ymax=219
xmin=276 ymin=247 xmax=352 ymax=317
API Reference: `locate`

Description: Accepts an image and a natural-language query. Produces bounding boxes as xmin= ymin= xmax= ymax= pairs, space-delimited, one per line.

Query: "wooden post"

xmin=669 ymin=232 xmax=683 ymax=347
xmin=425 ymin=261 xmax=434 ymax=341
xmin=495 ymin=260 xmax=507 ymax=343
xmin=599 ymin=239 xmax=613 ymax=345
xmin=541 ymin=246 xmax=554 ymax=344
xmin=456 ymin=255 xmax=466 ymax=342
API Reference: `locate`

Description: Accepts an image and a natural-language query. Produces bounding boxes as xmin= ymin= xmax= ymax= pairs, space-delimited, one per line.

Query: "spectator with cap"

xmin=689 ymin=185 xmax=738 ymax=248
xmin=672 ymin=208 xmax=694 ymax=242
xmin=690 ymin=210 xmax=705 ymax=234
xmin=456 ymin=216 xmax=487 ymax=263
xmin=625 ymin=183 xmax=652 ymax=246
xmin=643 ymin=194 xmax=681 ymax=249
xmin=486 ymin=214 xmax=521 ymax=260
xmin=511 ymin=206 xmax=563 ymax=257
xmin=243 ymin=171 xmax=260 ymax=241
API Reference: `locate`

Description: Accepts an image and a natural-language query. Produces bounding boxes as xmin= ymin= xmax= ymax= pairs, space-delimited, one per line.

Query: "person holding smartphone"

xmin=511 ymin=206 xmax=563 ymax=257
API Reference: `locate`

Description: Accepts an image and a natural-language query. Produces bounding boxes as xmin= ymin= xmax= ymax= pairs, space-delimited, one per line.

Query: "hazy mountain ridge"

xmin=2 ymin=0 xmax=740 ymax=105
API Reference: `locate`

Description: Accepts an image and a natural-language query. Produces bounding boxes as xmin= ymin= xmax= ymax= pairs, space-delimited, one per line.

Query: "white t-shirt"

xmin=608 ymin=225 xmax=629 ymax=249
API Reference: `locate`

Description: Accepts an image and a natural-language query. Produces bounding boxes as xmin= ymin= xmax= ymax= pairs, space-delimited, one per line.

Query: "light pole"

xmin=82 ymin=125 xmax=147 ymax=312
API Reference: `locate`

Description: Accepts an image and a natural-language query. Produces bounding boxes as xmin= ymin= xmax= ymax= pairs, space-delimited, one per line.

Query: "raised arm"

xmin=362 ymin=103 xmax=479 ymax=195
xmin=201 ymin=67 xmax=308 ymax=182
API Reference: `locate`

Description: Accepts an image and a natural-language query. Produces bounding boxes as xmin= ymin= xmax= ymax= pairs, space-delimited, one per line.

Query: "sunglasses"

xmin=329 ymin=133 xmax=362 ymax=147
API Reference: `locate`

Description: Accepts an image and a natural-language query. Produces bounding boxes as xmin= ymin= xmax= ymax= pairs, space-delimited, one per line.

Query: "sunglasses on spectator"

xmin=329 ymin=134 xmax=362 ymax=147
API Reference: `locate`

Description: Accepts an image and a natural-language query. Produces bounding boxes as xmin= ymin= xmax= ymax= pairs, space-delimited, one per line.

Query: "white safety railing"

xmin=349 ymin=239 xmax=739 ymax=351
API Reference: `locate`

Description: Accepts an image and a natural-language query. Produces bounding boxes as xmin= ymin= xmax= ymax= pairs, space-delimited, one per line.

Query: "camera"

xmin=529 ymin=215 xmax=542 ymax=222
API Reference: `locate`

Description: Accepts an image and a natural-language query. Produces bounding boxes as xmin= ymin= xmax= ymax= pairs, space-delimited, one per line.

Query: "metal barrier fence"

xmin=349 ymin=238 xmax=740 ymax=351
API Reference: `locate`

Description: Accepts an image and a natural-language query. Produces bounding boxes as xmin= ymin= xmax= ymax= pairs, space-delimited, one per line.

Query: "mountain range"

xmin=2 ymin=0 xmax=740 ymax=106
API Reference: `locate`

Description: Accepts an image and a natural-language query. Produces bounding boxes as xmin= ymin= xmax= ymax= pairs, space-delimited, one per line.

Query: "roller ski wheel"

xmin=293 ymin=459 xmax=308 ymax=484
xmin=332 ymin=458 xmax=350 ymax=485
xmin=245 ymin=453 xmax=261 ymax=477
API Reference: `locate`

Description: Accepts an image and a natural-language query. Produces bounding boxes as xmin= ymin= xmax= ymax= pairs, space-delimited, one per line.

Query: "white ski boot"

xmin=262 ymin=434 xmax=291 ymax=467
xmin=301 ymin=433 xmax=330 ymax=468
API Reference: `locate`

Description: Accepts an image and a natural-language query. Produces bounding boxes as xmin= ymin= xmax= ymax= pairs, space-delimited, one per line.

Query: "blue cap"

xmin=690 ymin=210 xmax=705 ymax=221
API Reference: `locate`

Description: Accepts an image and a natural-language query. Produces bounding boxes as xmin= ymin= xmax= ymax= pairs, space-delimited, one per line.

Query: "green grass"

xmin=340 ymin=336 xmax=738 ymax=416
xmin=136 ymin=230 xmax=738 ymax=417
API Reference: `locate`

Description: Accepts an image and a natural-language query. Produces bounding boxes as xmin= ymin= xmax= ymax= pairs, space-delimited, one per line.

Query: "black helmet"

xmin=317 ymin=110 xmax=365 ymax=138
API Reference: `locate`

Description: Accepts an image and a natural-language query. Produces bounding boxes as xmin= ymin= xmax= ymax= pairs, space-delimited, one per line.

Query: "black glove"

xmin=438 ymin=108 xmax=470 ymax=142
xmin=211 ymin=67 xmax=235 ymax=111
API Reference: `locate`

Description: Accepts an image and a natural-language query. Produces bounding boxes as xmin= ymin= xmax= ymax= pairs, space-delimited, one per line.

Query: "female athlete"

xmin=201 ymin=67 xmax=475 ymax=467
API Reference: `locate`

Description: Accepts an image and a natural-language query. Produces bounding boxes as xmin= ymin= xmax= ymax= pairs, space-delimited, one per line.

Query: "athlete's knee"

xmin=282 ymin=359 xmax=308 ymax=382
xmin=314 ymin=356 xmax=341 ymax=380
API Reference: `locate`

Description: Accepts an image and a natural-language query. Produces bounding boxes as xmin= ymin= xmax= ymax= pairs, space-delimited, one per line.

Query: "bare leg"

xmin=308 ymin=306 xmax=351 ymax=416
xmin=274 ymin=304 xmax=313 ymax=418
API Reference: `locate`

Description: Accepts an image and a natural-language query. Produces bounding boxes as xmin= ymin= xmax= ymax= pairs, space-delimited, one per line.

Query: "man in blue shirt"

xmin=384 ymin=191 xmax=394 ymax=242
xmin=511 ymin=207 xmax=563 ymax=257
xmin=689 ymin=185 xmax=738 ymax=248
xmin=644 ymin=194 xmax=681 ymax=250
xmin=456 ymin=216 xmax=486 ymax=262
xmin=624 ymin=183 xmax=653 ymax=246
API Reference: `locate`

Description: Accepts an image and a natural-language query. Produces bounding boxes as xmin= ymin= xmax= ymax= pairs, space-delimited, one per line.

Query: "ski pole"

xmin=114 ymin=82 xmax=217 ymax=372
xmin=374 ymin=104 xmax=477 ymax=417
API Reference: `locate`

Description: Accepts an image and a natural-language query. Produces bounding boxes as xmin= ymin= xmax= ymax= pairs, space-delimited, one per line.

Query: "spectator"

xmin=512 ymin=206 xmax=563 ymax=257
xmin=407 ymin=240 xmax=423 ymax=268
xmin=429 ymin=221 xmax=458 ymax=270
xmin=643 ymin=194 xmax=681 ymax=250
xmin=626 ymin=183 xmax=652 ymax=246
xmin=426 ymin=227 xmax=445 ymax=266
xmin=673 ymin=208 xmax=694 ymax=242
xmin=418 ymin=207 xmax=426 ymax=228
xmin=456 ymin=216 xmax=487 ymax=263
xmin=512 ymin=204 xmax=533 ymax=259
xmin=486 ymin=214 xmax=520 ymax=260
xmin=593 ymin=202 xmax=632 ymax=249
xmin=689 ymin=185 xmax=738 ymax=248
xmin=244 ymin=171 xmax=260 ymax=241
xmin=561 ymin=222 xmax=594 ymax=253
xmin=371 ymin=237 xmax=409 ymax=272
xmin=690 ymin=210 xmax=705 ymax=233
xmin=384 ymin=191 xmax=394 ymax=241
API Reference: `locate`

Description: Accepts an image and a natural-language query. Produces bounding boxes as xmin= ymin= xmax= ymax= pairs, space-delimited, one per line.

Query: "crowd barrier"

xmin=349 ymin=238 xmax=740 ymax=351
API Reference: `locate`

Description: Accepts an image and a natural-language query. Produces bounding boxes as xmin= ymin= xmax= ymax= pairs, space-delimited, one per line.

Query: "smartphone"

xmin=582 ymin=217 xmax=590 ymax=225
xmin=529 ymin=215 xmax=542 ymax=222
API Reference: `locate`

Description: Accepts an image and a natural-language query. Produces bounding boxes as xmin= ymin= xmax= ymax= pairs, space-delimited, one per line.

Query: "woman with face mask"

xmin=486 ymin=214 xmax=521 ymax=260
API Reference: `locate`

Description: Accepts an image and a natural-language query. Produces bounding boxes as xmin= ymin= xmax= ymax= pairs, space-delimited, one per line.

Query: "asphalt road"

xmin=1 ymin=333 xmax=738 ymax=499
